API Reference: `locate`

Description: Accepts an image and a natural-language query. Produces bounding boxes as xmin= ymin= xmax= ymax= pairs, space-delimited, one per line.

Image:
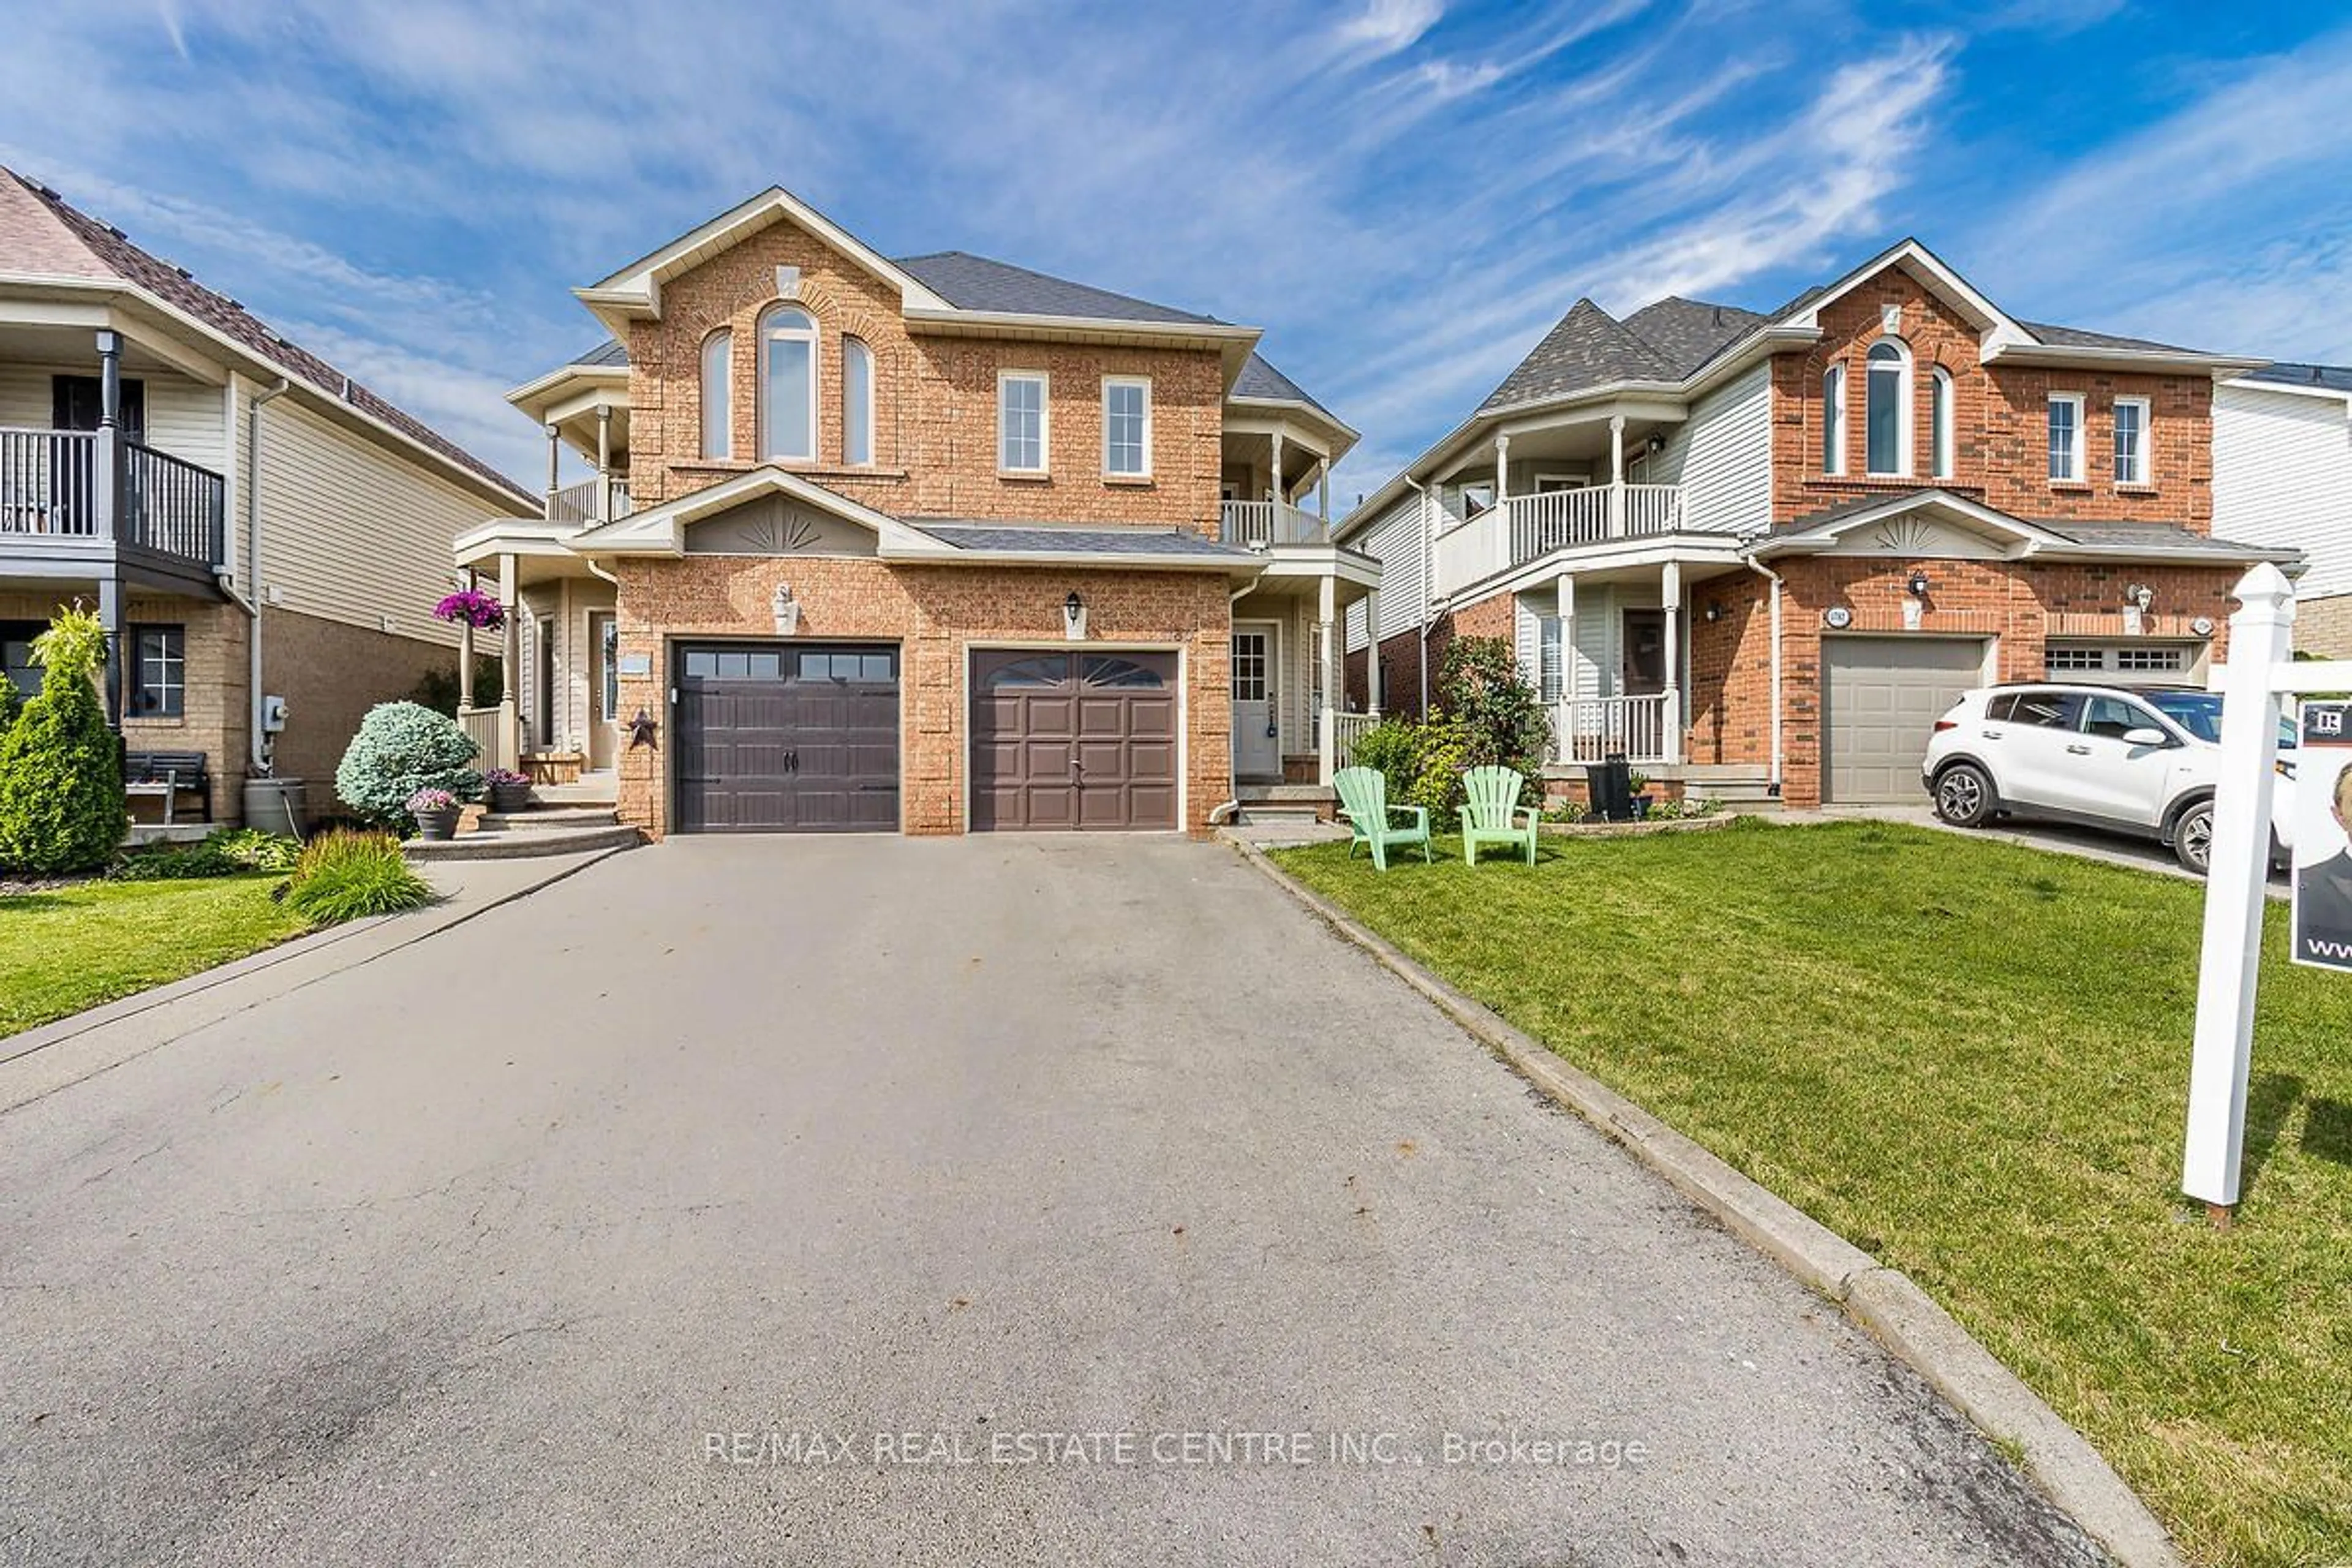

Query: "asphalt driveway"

xmin=0 ymin=836 xmax=2105 ymax=1567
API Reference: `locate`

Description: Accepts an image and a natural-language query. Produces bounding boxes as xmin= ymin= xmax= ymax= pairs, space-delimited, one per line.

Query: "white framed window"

xmin=2048 ymin=393 xmax=2085 ymax=482
xmin=1929 ymin=365 xmax=1954 ymax=479
xmin=2113 ymin=396 xmax=2150 ymax=486
xmin=700 ymin=329 xmax=732 ymax=460
xmin=758 ymin=305 xmax=817 ymax=462
xmin=1864 ymin=338 xmax=1911 ymax=476
xmin=999 ymin=370 xmax=1047 ymax=473
xmin=1822 ymin=364 xmax=1846 ymax=475
xmin=1537 ymin=615 xmax=1565 ymax=704
xmin=842 ymin=336 xmax=873 ymax=467
xmin=1102 ymin=375 xmax=1150 ymax=478
xmin=130 ymin=624 xmax=184 ymax=717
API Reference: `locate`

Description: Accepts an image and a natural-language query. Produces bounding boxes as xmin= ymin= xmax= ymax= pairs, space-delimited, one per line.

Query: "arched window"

xmin=699 ymin=330 xmax=731 ymax=460
xmin=1930 ymin=365 xmax=1954 ymax=479
xmin=1822 ymin=364 xmax=1846 ymax=475
xmin=758 ymin=305 xmax=816 ymax=462
xmin=1865 ymin=338 xmax=1910 ymax=477
xmin=842 ymin=336 xmax=873 ymax=466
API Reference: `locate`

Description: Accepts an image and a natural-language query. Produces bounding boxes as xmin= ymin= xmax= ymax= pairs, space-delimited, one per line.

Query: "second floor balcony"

xmin=1219 ymin=498 xmax=1332 ymax=548
xmin=0 ymin=426 xmax=227 ymax=575
xmin=1434 ymin=483 xmax=1684 ymax=595
xmin=549 ymin=474 xmax=633 ymax=527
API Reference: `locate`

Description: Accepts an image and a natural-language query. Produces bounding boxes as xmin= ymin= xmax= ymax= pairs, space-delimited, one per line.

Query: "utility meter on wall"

xmin=261 ymin=695 xmax=290 ymax=733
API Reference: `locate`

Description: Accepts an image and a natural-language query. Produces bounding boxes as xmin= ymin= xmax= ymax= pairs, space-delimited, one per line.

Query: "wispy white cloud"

xmin=1336 ymin=0 xmax=1446 ymax=57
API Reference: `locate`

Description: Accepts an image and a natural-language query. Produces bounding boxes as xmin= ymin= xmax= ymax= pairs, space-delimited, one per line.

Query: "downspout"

xmin=244 ymin=378 xmax=292 ymax=774
xmin=1745 ymin=553 xmax=1785 ymax=796
xmin=1404 ymin=473 xmax=1432 ymax=718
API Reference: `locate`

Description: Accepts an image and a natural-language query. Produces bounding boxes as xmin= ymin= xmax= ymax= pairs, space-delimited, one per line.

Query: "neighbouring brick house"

xmin=1339 ymin=238 xmax=2302 ymax=810
xmin=456 ymin=186 xmax=1367 ymax=837
xmin=0 ymin=167 xmax=537 ymax=827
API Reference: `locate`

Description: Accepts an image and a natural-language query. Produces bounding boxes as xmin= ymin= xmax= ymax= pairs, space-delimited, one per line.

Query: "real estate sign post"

xmin=2183 ymin=565 xmax=2352 ymax=1218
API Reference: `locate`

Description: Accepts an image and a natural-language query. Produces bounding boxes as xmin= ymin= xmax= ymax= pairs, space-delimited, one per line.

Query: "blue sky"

xmin=5 ymin=0 xmax=2350 ymax=502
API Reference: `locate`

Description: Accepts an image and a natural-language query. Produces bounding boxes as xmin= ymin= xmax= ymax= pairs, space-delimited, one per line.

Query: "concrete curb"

xmin=1229 ymin=837 xmax=2183 ymax=1568
xmin=0 ymin=845 xmax=625 ymax=1069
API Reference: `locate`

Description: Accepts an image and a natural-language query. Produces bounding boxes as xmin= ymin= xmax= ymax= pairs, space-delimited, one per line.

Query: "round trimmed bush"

xmin=334 ymin=701 xmax=482 ymax=831
xmin=0 ymin=607 xmax=127 ymax=874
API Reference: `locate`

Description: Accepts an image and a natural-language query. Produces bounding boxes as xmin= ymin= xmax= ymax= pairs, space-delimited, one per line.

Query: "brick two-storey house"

xmin=457 ymin=187 xmax=1368 ymax=837
xmin=1340 ymin=239 xmax=2299 ymax=810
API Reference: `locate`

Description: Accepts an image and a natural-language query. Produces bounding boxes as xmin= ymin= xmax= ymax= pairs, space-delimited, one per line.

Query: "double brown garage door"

xmin=674 ymin=644 xmax=900 ymax=832
xmin=971 ymin=649 xmax=1177 ymax=831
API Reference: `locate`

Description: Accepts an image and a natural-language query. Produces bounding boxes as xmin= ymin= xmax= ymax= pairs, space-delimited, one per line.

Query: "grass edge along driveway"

xmin=0 ymin=875 xmax=309 ymax=1038
xmin=1274 ymin=819 xmax=2350 ymax=1568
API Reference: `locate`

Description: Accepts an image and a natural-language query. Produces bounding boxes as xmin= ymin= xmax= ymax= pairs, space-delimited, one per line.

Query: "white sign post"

xmin=2184 ymin=564 xmax=2352 ymax=1220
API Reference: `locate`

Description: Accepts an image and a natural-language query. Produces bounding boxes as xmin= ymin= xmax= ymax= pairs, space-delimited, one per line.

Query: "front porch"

xmin=451 ymin=518 xmax=619 ymax=785
xmin=1229 ymin=535 xmax=1383 ymax=795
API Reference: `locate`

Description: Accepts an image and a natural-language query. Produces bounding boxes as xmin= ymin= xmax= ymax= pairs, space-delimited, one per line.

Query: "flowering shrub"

xmin=432 ymin=589 xmax=507 ymax=631
xmin=405 ymin=787 xmax=458 ymax=813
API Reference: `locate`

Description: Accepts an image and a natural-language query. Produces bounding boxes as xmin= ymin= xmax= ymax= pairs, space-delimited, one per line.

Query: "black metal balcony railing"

xmin=0 ymin=426 xmax=225 ymax=569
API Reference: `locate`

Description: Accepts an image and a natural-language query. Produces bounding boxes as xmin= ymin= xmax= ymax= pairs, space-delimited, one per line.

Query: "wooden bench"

xmin=124 ymin=750 xmax=213 ymax=825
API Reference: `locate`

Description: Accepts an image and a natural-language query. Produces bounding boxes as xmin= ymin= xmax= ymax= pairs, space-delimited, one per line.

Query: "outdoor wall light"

xmin=1062 ymin=590 xmax=1088 ymax=641
xmin=1703 ymin=600 xmax=1723 ymax=623
xmin=1907 ymin=571 xmax=1932 ymax=597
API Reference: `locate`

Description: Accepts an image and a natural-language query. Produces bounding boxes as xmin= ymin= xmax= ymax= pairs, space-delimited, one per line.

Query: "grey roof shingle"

xmin=571 ymin=339 xmax=629 ymax=368
xmin=2021 ymin=319 xmax=2203 ymax=354
xmin=2242 ymin=361 xmax=2352 ymax=393
xmin=1232 ymin=350 xmax=1344 ymax=426
xmin=916 ymin=522 xmax=1256 ymax=559
xmin=3 ymin=170 xmax=533 ymax=505
xmin=1765 ymin=488 xmax=2295 ymax=562
xmin=892 ymin=251 xmax=1218 ymax=325
xmin=1479 ymin=298 xmax=1676 ymax=412
xmin=1621 ymin=296 xmax=1767 ymax=378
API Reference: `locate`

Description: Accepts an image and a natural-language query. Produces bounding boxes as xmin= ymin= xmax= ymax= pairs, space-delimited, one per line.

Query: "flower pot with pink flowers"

xmin=483 ymin=767 xmax=533 ymax=814
xmin=406 ymin=787 xmax=462 ymax=842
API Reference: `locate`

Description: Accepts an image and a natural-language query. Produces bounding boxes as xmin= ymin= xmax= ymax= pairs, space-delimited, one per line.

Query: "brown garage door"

xmin=971 ymin=650 xmax=1177 ymax=830
xmin=674 ymin=644 xmax=899 ymax=832
xmin=1823 ymin=636 xmax=1988 ymax=804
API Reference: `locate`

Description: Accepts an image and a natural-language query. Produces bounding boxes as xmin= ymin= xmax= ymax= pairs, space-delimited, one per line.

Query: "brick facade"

xmin=1770 ymin=270 xmax=2213 ymax=530
xmin=610 ymin=554 xmax=1232 ymax=839
xmin=1343 ymin=594 xmax=1513 ymax=717
xmin=628 ymin=220 xmax=1226 ymax=535
xmin=1683 ymin=557 xmax=2242 ymax=808
xmin=2297 ymin=591 xmax=2352 ymax=658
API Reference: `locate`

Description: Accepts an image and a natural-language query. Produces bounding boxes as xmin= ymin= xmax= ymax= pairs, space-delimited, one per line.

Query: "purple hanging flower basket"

xmin=433 ymin=589 xmax=507 ymax=631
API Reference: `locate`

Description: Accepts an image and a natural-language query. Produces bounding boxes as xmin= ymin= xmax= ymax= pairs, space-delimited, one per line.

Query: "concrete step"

xmin=405 ymin=821 xmax=640 ymax=861
xmin=1237 ymin=802 xmax=1329 ymax=825
xmin=477 ymin=805 xmax=623 ymax=830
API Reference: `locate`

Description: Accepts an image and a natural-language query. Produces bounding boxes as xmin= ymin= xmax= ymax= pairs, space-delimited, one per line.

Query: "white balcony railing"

xmin=1220 ymin=499 xmax=1330 ymax=548
xmin=548 ymin=477 xmax=631 ymax=527
xmin=1552 ymin=692 xmax=1678 ymax=766
xmin=1433 ymin=483 xmax=1684 ymax=596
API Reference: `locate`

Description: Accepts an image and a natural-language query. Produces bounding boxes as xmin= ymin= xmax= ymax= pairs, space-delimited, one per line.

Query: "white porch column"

xmin=543 ymin=423 xmax=560 ymax=521
xmin=1493 ymin=431 xmax=1510 ymax=498
xmin=1363 ymin=587 xmax=1382 ymax=716
xmin=1608 ymin=415 xmax=1626 ymax=537
xmin=497 ymin=551 xmax=521 ymax=769
xmin=1555 ymin=573 xmax=1576 ymax=764
xmin=1270 ymin=430 xmax=1285 ymax=506
xmin=1317 ymin=458 xmax=1331 ymax=524
xmin=595 ymin=405 xmax=614 ymax=522
xmin=1661 ymin=560 xmax=1683 ymax=766
xmin=457 ymin=565 xmax=477 ymax=710
xmin=1317 ymin=575 xmax=1338 ymax=783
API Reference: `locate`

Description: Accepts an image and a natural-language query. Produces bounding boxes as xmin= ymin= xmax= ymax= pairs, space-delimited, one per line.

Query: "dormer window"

xmin=1865 ymin=339 xmax=1910 ymax=477
xmin=758 ymin=305 xmax=817 ymax=462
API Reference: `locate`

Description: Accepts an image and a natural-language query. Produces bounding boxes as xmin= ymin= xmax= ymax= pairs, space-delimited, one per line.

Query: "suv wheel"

xmin=1934 ymin=763 xmax=1996 ymax=827
xmin=2173 ymin=801 xmax=2215 ymax=875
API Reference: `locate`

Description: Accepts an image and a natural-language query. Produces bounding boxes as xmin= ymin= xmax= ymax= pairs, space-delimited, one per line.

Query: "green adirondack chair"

xmin=1460 ymin=765 xmax=1540 ymax=867
xmin=1333 ymin=766 xmax=1431 ymax=872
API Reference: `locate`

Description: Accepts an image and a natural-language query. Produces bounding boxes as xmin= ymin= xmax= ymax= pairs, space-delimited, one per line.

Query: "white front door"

xmin=1232 ymin=624 xmax=1279 ymax=780
xmin=587 ymin=611 xmax=618 ymax=772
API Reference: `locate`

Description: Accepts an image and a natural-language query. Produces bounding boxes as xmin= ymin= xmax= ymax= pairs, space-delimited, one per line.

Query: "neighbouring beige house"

xmin=0 ymin=167 xmax=537 ymax=826
xmin=455 ymin=186 xmax=1371 ymax=836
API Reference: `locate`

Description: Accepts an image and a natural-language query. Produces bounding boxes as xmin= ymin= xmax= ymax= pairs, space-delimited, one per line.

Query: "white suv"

xmin=1921 ymin=684 xmax=2296 ymax=875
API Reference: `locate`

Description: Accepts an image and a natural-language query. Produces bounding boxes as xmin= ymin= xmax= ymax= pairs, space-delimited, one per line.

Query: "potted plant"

xmin=1627 ymin=770 xmax=1653 ymax=821
xmin=406 ymin=787 xmax=461 ymax=842
xmin=483 ymin=766 xmax=533 ymax=814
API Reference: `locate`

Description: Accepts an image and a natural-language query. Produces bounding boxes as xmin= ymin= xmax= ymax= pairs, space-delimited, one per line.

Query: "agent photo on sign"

xmin=2297 ymin=753 xmax=2352 ymax=967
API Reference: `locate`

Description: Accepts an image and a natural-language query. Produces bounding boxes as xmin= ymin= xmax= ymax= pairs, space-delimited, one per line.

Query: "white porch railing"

xmin=1220 ymin=499 xmax=1330 ymax=548
xmin=1551 ymin=692 xmax=1677 ymax=766
xmin=459 ymin=703 xmax=518 ymax=770
xmin=1433 ymin=483 xmax=1684 ymax=596
xmin=548 ymin=477 xmax=631 ymax=527
xmin=1327 ymin=709 xmax=1379 ymax=768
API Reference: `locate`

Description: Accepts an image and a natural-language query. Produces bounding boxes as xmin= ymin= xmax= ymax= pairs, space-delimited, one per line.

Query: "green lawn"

xmin=0 ymin=875 xmax=310 ymax=1037
xmin=1275 ymin=820 xmax=2351 ymax=1568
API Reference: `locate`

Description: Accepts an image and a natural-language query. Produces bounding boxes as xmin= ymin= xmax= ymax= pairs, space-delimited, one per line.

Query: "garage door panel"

xmin=674 ymin=643 xmax=900 ymax=832
xmin=1824 ymin=637 xmax=1986 ymax=805
xmin=970 ymin=650 xmax=1178 ymax=831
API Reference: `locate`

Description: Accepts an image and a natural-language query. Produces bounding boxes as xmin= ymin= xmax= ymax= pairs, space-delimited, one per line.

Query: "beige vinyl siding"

xmin=254 ymin=395 xmax=494 ymax=646
xmin=1649 ymin=362 xmax=1770 ymax=533
xmin=1343 ymin=492 xmax=1427 ymax=650
xmin=2214 ymin=380 xmax=2352 ymax=600
xmin=0 ymin=361 xmax=226 ymax=469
